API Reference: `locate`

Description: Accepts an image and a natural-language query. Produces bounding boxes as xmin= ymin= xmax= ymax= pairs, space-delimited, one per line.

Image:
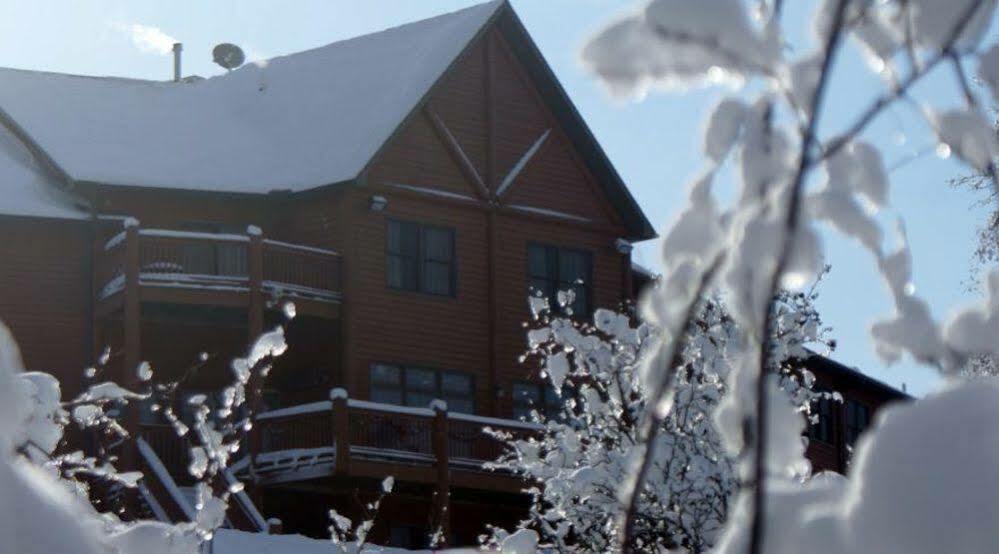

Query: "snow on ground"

xmin=714 ymin=378 xmax=999 ymax=554
xmin=211 ymin=528 xmax=485 ymax=554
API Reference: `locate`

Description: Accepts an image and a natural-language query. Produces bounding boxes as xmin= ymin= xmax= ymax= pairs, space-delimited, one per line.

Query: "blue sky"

xmin=0 ymin=1 xmax=991 ymax=396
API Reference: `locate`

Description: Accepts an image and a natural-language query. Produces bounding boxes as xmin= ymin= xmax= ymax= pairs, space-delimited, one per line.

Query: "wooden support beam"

xmin=122 ymin=220 xmax=141 ymax=472
xmin=247 ymin=227 xmax=265 ymax=341
xmin=431 ymin=402 xmax=451 ymax=545
xmin=332 ymin=388 xmax=351 ymax=476
xmin=247 ymin=227 xmax=266 ymax=480
xmin=424 ymin=104 xmax=492 ymax=203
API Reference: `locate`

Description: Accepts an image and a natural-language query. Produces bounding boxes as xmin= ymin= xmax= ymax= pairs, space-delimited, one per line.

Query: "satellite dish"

xmin=212 ymin=43 xmax=245 ymax=71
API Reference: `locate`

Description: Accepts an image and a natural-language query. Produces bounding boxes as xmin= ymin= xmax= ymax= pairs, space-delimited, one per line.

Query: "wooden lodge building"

xmin=0 ymin=1 xmax=907 ymax=548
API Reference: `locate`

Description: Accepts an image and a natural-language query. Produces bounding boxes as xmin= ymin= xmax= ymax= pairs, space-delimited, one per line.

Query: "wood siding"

xmin=0 ymin=218 xmax=92 ymax=395
xmin=357 ymin=27 xmax=630 ymax=417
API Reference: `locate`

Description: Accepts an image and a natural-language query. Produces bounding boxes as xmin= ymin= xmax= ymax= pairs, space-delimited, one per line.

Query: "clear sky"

xmin=0 ymin=1 xmax=990 ymax=396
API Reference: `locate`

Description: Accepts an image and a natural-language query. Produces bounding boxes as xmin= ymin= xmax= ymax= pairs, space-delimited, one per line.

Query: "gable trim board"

xmin=0 ymin=1 xmax=655 ymax=241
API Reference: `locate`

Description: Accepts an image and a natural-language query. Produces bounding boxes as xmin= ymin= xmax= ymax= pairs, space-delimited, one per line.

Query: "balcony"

xmin=139 ymin=391 xmax=539 ymax=495
xmin=97 ymin=224 xmax=342 ymax=319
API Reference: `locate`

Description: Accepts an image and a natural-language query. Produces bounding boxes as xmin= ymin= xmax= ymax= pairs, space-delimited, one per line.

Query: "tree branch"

xmin=748 ymin=1 xmax=851 ymax=553
xmin=619 ymin=252 xmax=724 ymax=552
xmin=818 ymin=0 xmax=989 ymax=165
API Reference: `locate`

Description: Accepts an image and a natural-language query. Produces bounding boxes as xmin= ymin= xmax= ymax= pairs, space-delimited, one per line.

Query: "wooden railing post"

xmin=246 ymin=226 xmax=265 ymax=486
xmin=123 ymin=219 xmax=141 ymax=388
xmin=331 ymin=388 xmax=350 ymax=476
xmin=247 ymin=225 xmax=264 ymax=341
xmin=122 ymin=219 xmax=142 ymax=451
xmin=431 ymin=400 xmax=451 ymax=545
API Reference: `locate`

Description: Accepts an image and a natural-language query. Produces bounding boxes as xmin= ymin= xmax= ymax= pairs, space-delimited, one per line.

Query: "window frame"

xmin=526 ymin=242 xmax=593 ymax=318
xmin=385 ymin=219 xmax=457 ymax=297
xmin=807 ymin=387 xmax=835 ymax=444
xmin=369 ymin=363 xmax=476 ymax=414
xmin=844 ymin=399 xmax=870 ymax=447
xmin=511 ymin=380 xmax=564 ymax=421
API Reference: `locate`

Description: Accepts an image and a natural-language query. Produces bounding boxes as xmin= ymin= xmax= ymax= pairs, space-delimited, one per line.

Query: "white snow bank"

xmin=714 ymin=378 xmax=999 ymax=554
xmin=211 ymin=528 xmax=481 ymax=553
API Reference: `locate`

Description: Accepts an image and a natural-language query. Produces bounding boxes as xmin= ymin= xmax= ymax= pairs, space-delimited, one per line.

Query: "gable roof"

xmin=0 ymin=1 xmax=503 ymax=195
xmin=0 ymin=1 xmax=655 ymax=240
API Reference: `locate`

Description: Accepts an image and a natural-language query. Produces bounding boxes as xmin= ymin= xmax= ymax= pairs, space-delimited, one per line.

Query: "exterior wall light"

xmin=369 ymin=195 xmax=388 ymax=211
xmin=615 ymin=238 xmax=633 ymax=255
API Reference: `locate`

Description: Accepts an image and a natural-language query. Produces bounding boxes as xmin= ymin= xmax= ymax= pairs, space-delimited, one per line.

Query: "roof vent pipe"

xmin=172 ymin=43 xmax=182 ymax=82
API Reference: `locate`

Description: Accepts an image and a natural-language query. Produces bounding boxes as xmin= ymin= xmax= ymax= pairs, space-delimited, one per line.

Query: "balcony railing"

xmin=139 ymin=391 xmax=539 ymax=486
xmin=248 ymin=390 xmax=541 ymax=481
xmin=98 ymin=223 xmax=342 ymax=307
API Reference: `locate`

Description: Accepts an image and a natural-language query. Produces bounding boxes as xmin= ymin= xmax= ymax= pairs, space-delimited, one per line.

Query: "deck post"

xmin=122 ymin=219 xmax=142 ymax=432
xmin=120 ymin=219 xmax=142 ymax=490
xmin=122 ymin=219 xmax=141 ymax=389
xmin=331 ymin=388 xmax=350 ymax=476
xmin=247 ymin=226 xmax=264 ymax=340
xmin=246 ymin=226 xmax=266 ymax=484
xmin=431 ymin=400 xmax=451 ymax=545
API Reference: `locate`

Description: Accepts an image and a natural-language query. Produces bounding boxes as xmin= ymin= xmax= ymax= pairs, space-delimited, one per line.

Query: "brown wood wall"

xmin=1 ymin=27 xmax=635 ymax=419
xmin=350 ymin=27 xmax=631 ymax=417
xmin=0 ymin=217 xmax=92 ymax=396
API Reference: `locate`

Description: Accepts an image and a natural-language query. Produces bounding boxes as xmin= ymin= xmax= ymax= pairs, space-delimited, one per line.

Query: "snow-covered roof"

xmin=0 ymin=116 xmax=87 ymax=220
xmin=0 ymin=1 xmax=503 ymax=194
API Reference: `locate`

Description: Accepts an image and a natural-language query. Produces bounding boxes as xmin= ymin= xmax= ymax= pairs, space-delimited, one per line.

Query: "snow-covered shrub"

xmin=0 ymin=320 xmax=201 ymax=553
xmin=574 ymin=0 xmax=999 ymax=551
xmin=488 ymin=282 xmax=832 ymax=552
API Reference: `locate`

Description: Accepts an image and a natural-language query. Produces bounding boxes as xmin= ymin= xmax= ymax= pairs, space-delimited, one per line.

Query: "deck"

xmin=140 ymin=390 xmax=539 ymax=495
xmin=97 ymin=224 xmax=342 ymax=319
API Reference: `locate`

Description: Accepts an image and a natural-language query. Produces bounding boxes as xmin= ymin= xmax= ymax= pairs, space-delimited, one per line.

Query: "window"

xmin=844 ymin=399 xmax=870 ymax=447
xmin=512 ymin=381 xmax=563 ymax=420
xmin=369 ymin=363 xmax=474 ymax=414
xmin=177 ymin=222 xmax=246 ymax=276
xmin=387 ymin=220 xmax=455 ymax=296
xmin=808 ymin=388 xmax=835 ymax=444
xmin=528 ymin=243 xmax=591 ymax=317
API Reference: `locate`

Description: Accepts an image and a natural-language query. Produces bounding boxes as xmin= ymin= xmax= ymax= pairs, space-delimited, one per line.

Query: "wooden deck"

xmin=97 ymin=225 xmax=342 ymax=319
xmin=140 ymin=391 xmax=539 ymax=496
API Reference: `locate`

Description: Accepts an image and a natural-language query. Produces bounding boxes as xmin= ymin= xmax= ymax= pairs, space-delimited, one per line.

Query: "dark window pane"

xmin=389 ymin=255 xmax=419 ymax=291
xmin=406 ymin=392 xmax=435 ymax=408
xmin=371 ymin=388 xmax=403 ymax=406
xmin=423 ymin=261 xmax=452 ymax=295
xmin=845 ymin=400 xmax=870 ymax=447
xmin=528 ymin=244 xmax=592 ymax=318
xmin=370 ymin=364 xmax=404 ymax=406
xmin=529 ymin=278 xmax=553 ymax=300
xmin=512 ymin=382 xmax=540 ymax=405
xmin=371 ymin=364 xmax=401 ymax=386
xmin=388 ymin=220 xmax=455 ymax=295
xmin=442 ymin=372 xmax=472 ymax=395
xmin=568 ymin=286 xmax=588 ymax=316
xmin=387 ymin=221 xmax=419 ymax=255
xmin=405 ymin=367 xmax=436 ymax=392
xmin=808 ymin=388 xmax=834 ymax=444
xmin=445 ymin=397 xmax=474 ymax=414
xmin=512 ymin=382 xmax=541 ymax=420
xmin=559 ymin=250 xmax=588 ymax=283
xmin=528 ymin=245 xmax=551 ymax=278
xmin=423 ymin=227 xmax=453 ymax=261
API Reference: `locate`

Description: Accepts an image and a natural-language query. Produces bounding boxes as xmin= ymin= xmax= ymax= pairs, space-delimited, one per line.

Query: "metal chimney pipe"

xmin=172 ymin=43 xmax=182 ymax=82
